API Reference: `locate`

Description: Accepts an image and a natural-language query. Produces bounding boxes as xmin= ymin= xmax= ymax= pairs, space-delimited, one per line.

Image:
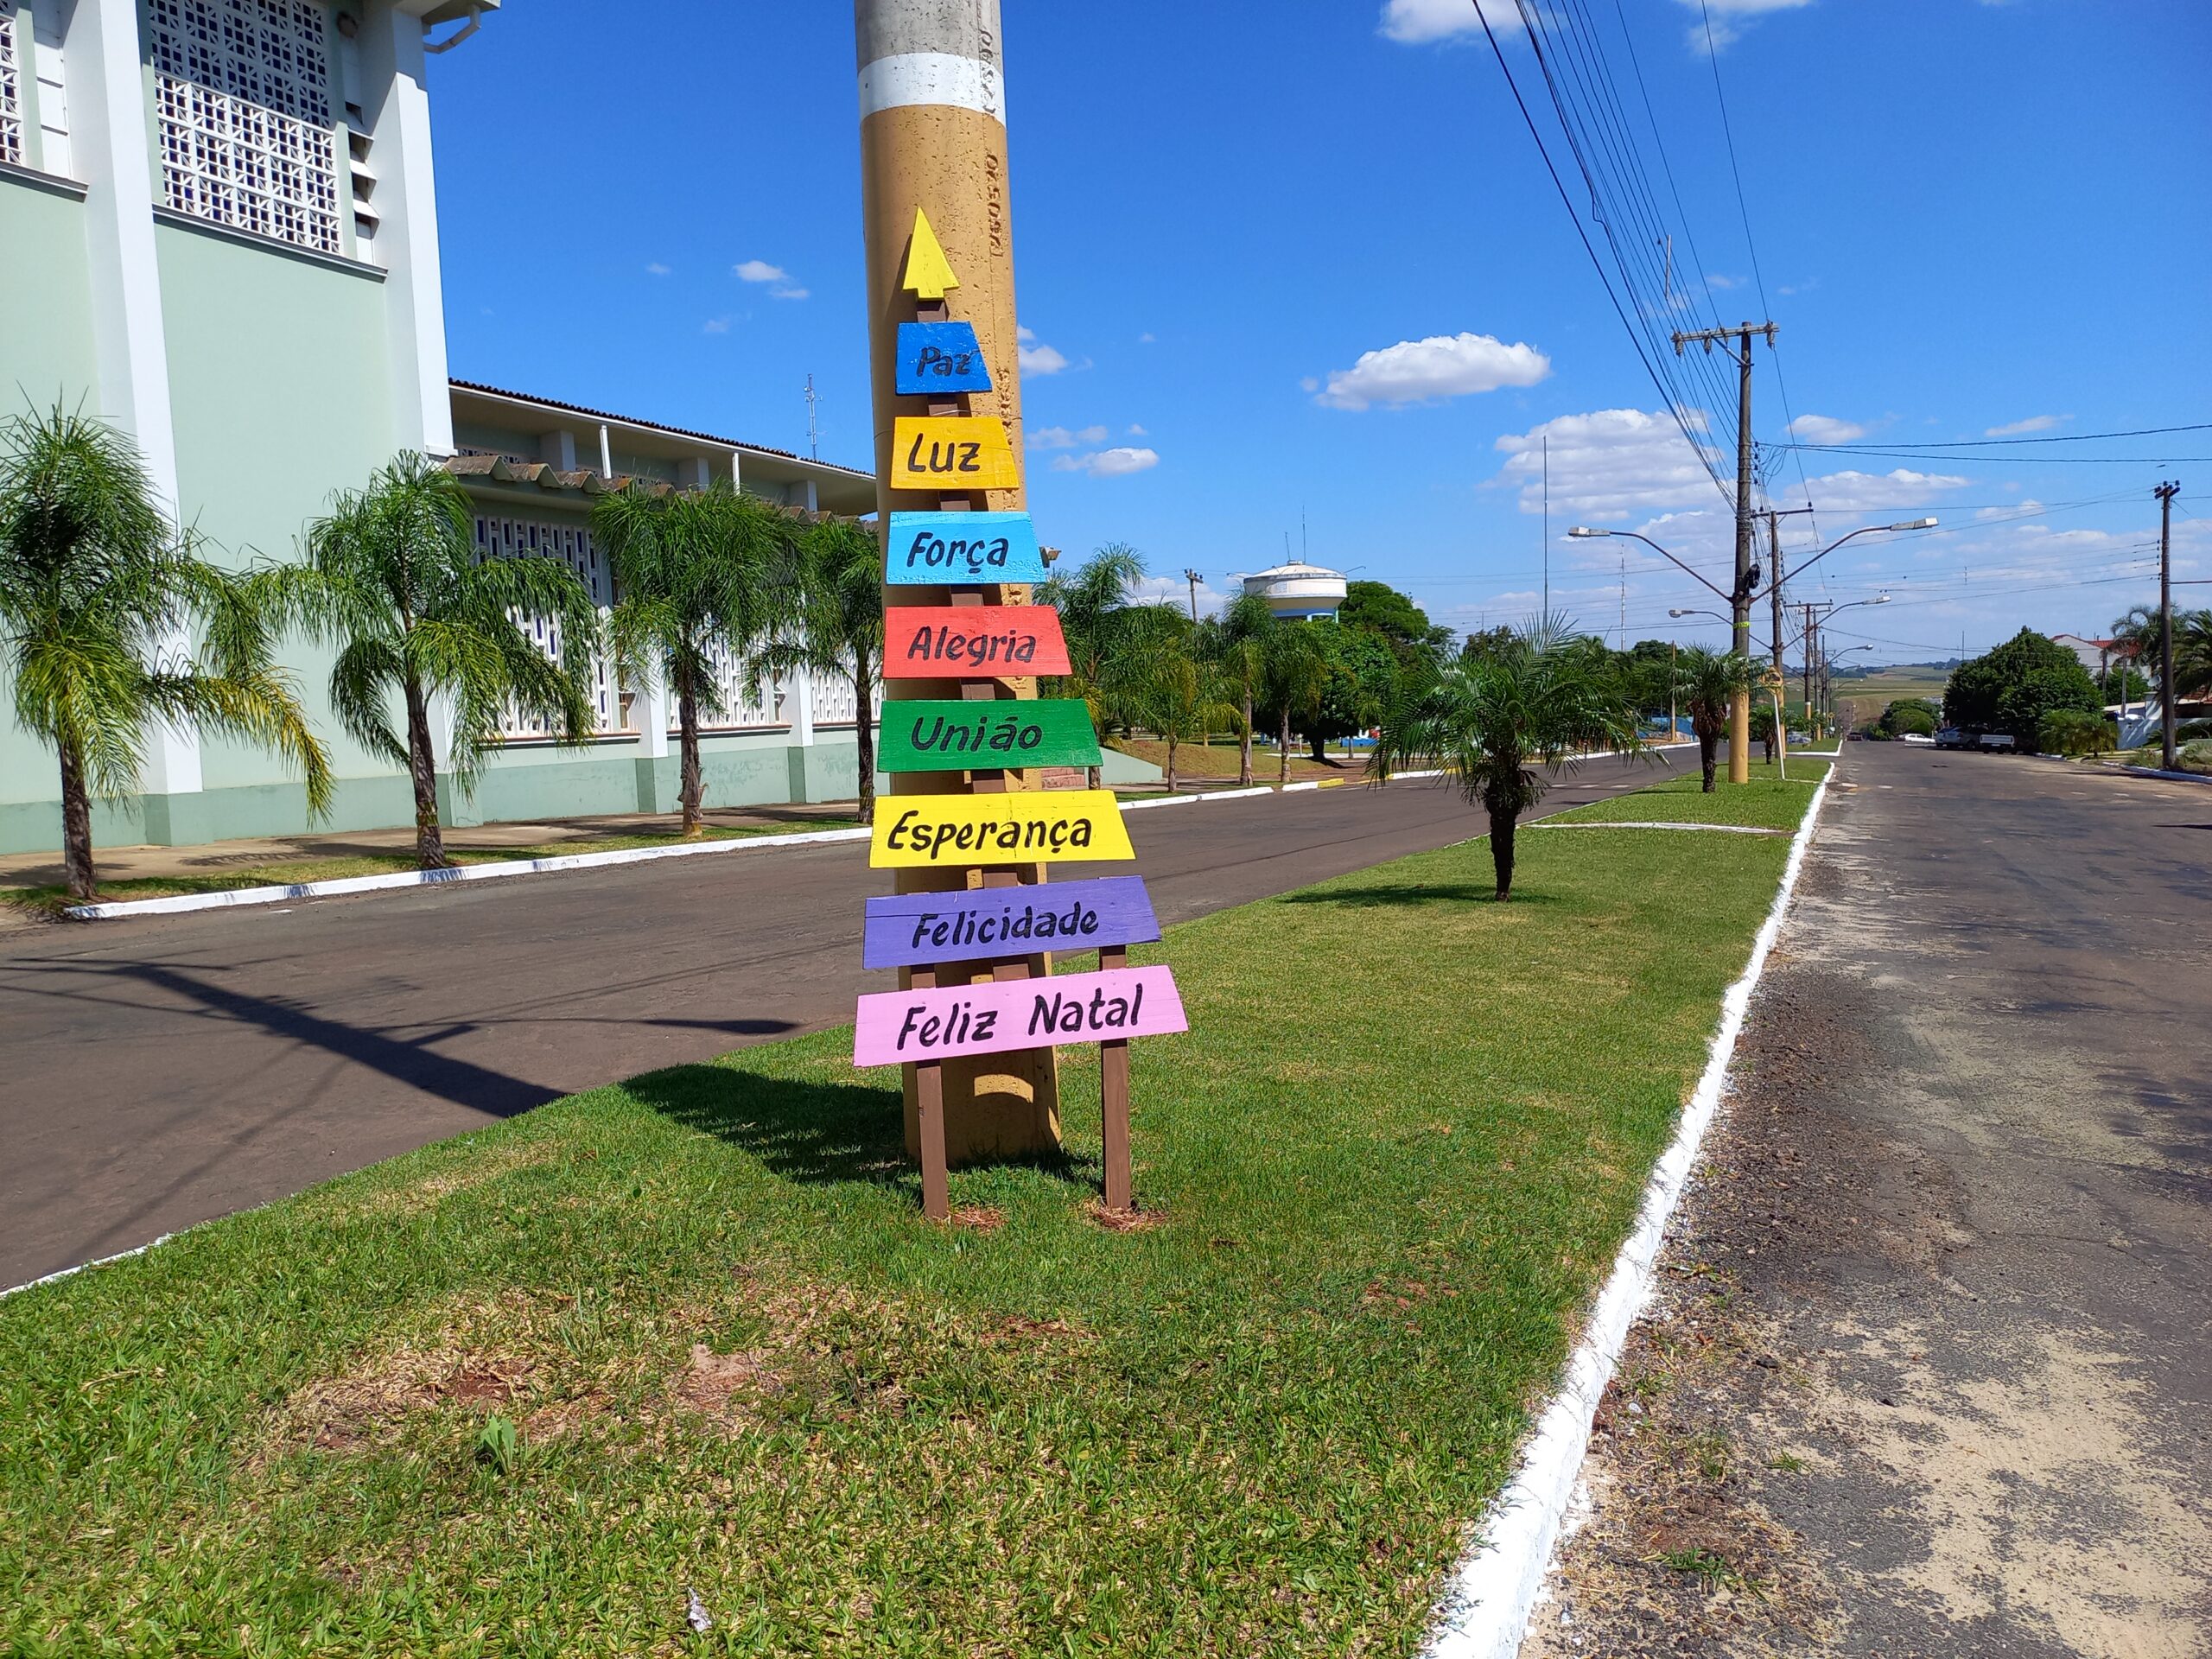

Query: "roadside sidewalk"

xmin=1522 ymin=746 xmax=2212 ymax=1657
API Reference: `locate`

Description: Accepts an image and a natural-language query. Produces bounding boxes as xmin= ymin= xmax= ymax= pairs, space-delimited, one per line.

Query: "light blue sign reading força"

xmin=895 ymin=321 xmax=994 ymax=396
xmin=884 ymin=512 xmax=1048 ymax=584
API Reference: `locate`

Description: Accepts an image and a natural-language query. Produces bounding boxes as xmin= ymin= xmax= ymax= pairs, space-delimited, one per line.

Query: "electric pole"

xmin=2158 ymin=480 xmax=2180 ymax=771
xmin=1802 ymin=601 xmax=1823 ymax=732
xmin=1183 ymin=568 xmax=1203 ymax=624
xmin=1674 ymin=321 xmax=1777 ymax=782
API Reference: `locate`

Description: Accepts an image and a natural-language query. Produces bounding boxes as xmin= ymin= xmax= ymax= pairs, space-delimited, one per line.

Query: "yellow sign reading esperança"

xmin=870 ymin=788 xmax=1135 ymax=868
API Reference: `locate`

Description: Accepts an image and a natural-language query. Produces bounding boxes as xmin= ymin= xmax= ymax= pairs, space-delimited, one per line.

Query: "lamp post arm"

xmin=1778 ymin=524 xmax=1889 ymax=588
xmin=1614 ymin=530 xmax=1736 ymax=603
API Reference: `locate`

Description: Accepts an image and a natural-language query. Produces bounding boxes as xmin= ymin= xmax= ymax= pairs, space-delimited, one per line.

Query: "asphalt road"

xmin=1528 ymin=743 xmax=2212 ymax=1656
xmin=0 ymin=755 xmax=1665 ymax=1287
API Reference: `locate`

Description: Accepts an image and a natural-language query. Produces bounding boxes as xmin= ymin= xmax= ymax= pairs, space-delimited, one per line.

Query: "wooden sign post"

xmin=856 ymin=1 xmax=1179 ymax=1221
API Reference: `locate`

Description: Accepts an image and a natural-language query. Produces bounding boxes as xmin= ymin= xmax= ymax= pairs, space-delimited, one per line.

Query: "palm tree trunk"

xmin=1239 ymin=685 xmax=1254 ymax=786
xmin=1699 ymin=733 xmax=1719 ymax=793
xmin=677 ymin=664 xmax=703 ymax=836
xmin=402 ymin=675 xmax=446 ymax=869
xmin=58 ymin=737 xmax=98 ymax=901
xmin=1309 ymin=729 xmax=1328 ymax=764
xmin=1166 ymin=732 xmax=1178 ymax=792
xmin=851 ymin=654 xmax=876 ymax=826
xmin=1278 ymin=709 xmax=1292 ymax=785
xmin=1489 ymin=806 xmax=1517 ymax=901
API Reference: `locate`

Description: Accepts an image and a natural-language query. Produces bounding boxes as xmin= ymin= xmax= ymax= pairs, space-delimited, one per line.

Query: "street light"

xmin=1775 ymin=521 xmax=1937 ymax=588
xmin=1568 ymin=525 xmax=1738 ymax=606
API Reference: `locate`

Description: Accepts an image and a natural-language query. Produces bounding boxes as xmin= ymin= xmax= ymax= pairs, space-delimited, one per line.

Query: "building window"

xmin=472 ymin=514 xmax=615 ymax=736
xmin=0 ymin=2 xmax=23 ymax=168
xmin=146 ymin=0 xmax=343 ymax=257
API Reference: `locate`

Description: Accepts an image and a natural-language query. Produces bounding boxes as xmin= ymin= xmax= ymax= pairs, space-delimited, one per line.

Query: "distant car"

xmin=1900 ymin=732 xmax=1935 ymax=747
xmin=1978 ymin=732 xmax=2017 ymax=752
xmin=1847 ymin=729 xmax=1866 ymax=741
xmin=1935 ymin=728 xmax=1967 ymax=749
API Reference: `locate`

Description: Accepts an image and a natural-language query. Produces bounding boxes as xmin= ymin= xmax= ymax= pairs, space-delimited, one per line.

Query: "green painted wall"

xmin=0 ymin=178 xmax=102 ymax=814
xmin=155 ymin=219 xmax=402 ymax=798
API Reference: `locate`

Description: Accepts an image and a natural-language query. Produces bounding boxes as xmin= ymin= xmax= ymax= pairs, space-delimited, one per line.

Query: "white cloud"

xmin=1138 ymin=332 xmax=1157 ymax=344
xmin=1789 ymin=413 xmax=1868 ymax=444
xmin=1016 ymin=327 xmax=1071 ymax=375
xmin=1027 ymin=424 xmax=1109 ymax=451
xmin=1985 ymin=414 xmax=2069 ymax=436
xmin=770 ymin=285 xmax=809 ymax=302
xmin=1493 ymin=407 xmax=1720 ymax=519
xmin=734 ymin=259 xmax=787 ymax=283
xmin=1127 ymin=423 xmax=1148 ymax=436
xmin=1707 ymin=272 xmax=1744 ymax=290
xmin=1052 ymin=447 xmax=1159 ymax=479
xmin=1316 ymin=331 xmax=1551 ymax=410
xmin=1131 ymin=574 xmax=1233 ymax=616
xmin=1378 ymin=0 xmax=1525 ymax=44
xmin=1792 ymin=467 xmax=1969 ymax=512
xmin=645 ymin=261 xmax=671 ymax=276
xmin=1777 ymin=277 xmax=1820 ymax=296
xmin=702 ymin=317 xmax=731 ymax=334
xmin=1683 ymin=0 xmax=1811 ymax=50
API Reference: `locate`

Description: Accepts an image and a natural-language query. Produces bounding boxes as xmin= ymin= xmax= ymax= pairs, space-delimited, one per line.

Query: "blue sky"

xmin=429 ymin=0 xmax=2209 ymax=664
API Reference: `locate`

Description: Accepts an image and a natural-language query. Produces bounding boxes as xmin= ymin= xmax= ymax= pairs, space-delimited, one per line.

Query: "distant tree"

xmin=2037 ymin=708 xmax=2119 ymax=758
xmin=2110 ymin=604 xmax=2212 ymax=707
xmin=1370 ymin=616 xmax=1644 ymax=900
xmin=1944 ymin=629 xmax=2100 ymax=749
xmin=1460 ymin=625 xmax=1517 ymax=664
xmin=1878 ymin=698 xmax=1941 ymax=738
xmin=1750 ymin=700 xmax=1781 ymax=761
xmin=1127 ymin=628 xmax=1240 ymax=792
xmin=1039 ymin=542 xmax=1148 ymax=785
xmin=1298 ymin=624 xmax=1397 ymax=760
xmin=1259 ymin=624 xmax=1329 ymax=785
xmin=594 ymin=481 xmax=793 ymax=836
xmin=1675 ymin=647 xmax=1760 ymax=791
xmin=1204 ymin=593 xmax=1275 ymax=786
xmin=0 ymin=405 xmax=334 ymax=899
xmin=757 ymin=515 xmax=883 ymax=823
xmin=299 ymin=453 xmax=598 ymax=868
xmin=1338 ymin=579 xmax=1453 ymax=661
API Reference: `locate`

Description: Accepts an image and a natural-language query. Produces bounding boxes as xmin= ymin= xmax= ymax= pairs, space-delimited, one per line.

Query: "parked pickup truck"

xmin=1935 ymin=728 xmax=1967 ymax=749
xmin=1978 ymin=732 xmax=2017 ymax=752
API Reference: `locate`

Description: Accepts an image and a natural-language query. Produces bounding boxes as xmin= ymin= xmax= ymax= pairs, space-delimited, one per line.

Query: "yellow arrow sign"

xmin=902 ymin=207 xmax=961 ymax=301
xmin=892 ymin=416 xmax=1021 ymax=490
xmin=871 ymin=789 xmax=1135 ymax=868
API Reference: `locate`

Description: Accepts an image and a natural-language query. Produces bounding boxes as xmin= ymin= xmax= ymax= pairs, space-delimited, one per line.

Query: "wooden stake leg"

xmin=1099 ymin=944 xmax=1132 ymax=1212
xmin=912 ymin=968 xmax=950 ymax=1222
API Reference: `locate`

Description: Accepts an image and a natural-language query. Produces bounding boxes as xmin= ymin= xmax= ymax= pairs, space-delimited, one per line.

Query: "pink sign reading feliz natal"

xmin=853 ymin=965 xmax=1187 ymax=1068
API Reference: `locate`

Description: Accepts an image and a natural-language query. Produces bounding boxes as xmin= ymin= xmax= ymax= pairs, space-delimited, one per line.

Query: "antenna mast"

xmin=804 ymin=374 xmax=821 ymax=461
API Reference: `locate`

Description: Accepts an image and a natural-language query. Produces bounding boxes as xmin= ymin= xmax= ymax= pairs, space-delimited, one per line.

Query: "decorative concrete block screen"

xmin=147 ymin=0 xmax=342 ymax=256
xmin=473 ymin=513 xmax=614 ymax=735
xmin=0 ymin=3 xmax=22 ymax=167
xmin=694 ymin=636 xmax=785 ymax=731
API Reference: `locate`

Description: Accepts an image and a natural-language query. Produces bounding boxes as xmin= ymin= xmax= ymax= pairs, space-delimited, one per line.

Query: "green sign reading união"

xmin=878 ymin=698 xmax=1102 ymax=772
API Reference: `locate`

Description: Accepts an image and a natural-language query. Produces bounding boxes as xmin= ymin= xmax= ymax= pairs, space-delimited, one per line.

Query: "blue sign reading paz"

xmin=895 ymin=321 xmax=994 ymax=396
xmin=862 ymin=876 xmax=1161 ymax=971
xmin=885 ymin=512 xmax=1048 ymax=585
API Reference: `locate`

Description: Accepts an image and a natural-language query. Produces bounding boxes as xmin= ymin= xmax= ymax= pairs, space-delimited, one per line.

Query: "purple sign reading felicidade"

xmin=853 ymin=965 xmax=1186 ymax=1068
xmin=861 ymin=877 xmax=1160 ymax=971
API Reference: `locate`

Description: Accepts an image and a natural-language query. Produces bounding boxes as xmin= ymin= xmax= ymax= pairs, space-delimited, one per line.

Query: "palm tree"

xmin=296 ymin=453 xmax=599 ymax=869
xmin=1127 ymin=626 xmax=1240 ymax=791
xmin=2111 ymin=604 xmax=2212 ymax=709
xmin=1 ymin=406 xmax=334 ymax=900
xmin=1675 ymin=646 xmax=1761 ymax=792
xmin=754 ymin=514 xmax=884 ymax=824
xmin=1208 ymin=594 xmax=1274 ymax=786
xmin=1262 ymin=623 xmax=1329 ymax=785
xmin=594 ymin=480 xmax=792 ymax=836
xmin=1039 ymin=542 xmax=1145 ymax=786
xmin=1370 ymin=615 xmax=1643 ymax=900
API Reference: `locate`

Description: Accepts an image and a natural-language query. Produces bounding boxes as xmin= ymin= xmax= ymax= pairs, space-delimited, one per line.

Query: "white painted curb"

xmin=1419 ymin=766 xmax=1835 ymax=1659
xmin=1529 ymin=821 xmax=1789 ymax=836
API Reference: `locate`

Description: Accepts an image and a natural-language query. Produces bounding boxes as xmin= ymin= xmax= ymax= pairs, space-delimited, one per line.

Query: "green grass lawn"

xmin=0 ymin=818 xmax=861 ymax=916
xmin=1544 ymin=755 xmax=1830 ymax=830
xmin=1 ymin=778 xmax=1817 ymax=1656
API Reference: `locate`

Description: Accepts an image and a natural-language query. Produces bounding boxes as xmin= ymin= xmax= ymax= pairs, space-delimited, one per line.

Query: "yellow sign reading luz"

xmin=892 ymin=416 xmax=1022 ymax=491
xmin=870 ymin=789 xmax=1135 ymax=868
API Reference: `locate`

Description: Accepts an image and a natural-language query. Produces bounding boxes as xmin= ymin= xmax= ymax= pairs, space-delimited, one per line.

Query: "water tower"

xmin=1243 ymin=560 xmax=1348 ymax=621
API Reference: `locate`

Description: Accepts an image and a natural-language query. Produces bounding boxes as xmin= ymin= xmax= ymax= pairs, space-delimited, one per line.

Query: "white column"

xmin=70 ymin=0 xmax=200 ymax=797
xmin=359 ymin=3 xmax=453 ymax=455
xmin=599 ymin=423 xmax=614 ymax=475
xmin=638 ymin=660 xmax=670 ymax=758
xmin=791 ymin=664 xmax=816 ymax=747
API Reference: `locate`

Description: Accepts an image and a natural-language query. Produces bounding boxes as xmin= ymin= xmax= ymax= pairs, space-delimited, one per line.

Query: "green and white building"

xmin=0 ymin=0 xmax=880 ymax=855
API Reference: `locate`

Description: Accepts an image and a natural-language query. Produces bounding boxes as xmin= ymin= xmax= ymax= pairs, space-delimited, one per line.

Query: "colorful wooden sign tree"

xmin=855 ymin=6 xmax=1184 ymax=1217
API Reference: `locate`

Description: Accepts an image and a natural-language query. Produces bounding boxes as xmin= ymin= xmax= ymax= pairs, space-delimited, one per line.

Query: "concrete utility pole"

xmin=2158 ymin=480 xmax=2179 ymax=772
xmin=1802 ymin=601 xmax=1823 ymax=732
xmin=856 ymin=0 xmax=1060 ymax=1162
xmin=1183 ymin=568 xmax=1203 ymax=624
xmin=1675 ymin=321 xmax=1776 ymax=782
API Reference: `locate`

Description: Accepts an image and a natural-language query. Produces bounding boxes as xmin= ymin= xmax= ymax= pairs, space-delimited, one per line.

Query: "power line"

xmin=1784 ymin=421 xmax=2212 ymax=451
